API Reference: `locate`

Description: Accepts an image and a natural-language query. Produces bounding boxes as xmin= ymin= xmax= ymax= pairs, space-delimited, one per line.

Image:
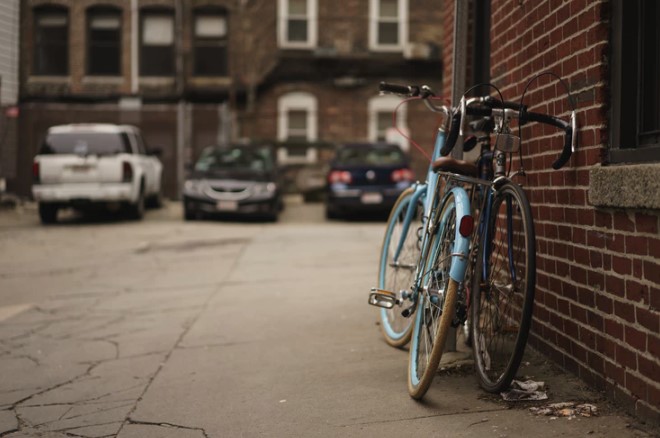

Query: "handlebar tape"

xmin=379 ymin=82 xmax=420 ymax=97
xmin=522 ymin=111 xmax=573 ymax=169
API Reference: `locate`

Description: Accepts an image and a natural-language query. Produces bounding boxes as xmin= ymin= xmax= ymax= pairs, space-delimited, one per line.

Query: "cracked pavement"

xmin=0 ymin=202 xmax=655 ymax=437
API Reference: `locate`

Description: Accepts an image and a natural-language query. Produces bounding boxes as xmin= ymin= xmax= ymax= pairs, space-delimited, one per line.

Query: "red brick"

xmin=587 ymin=351 xmax=604 ymax=375
xmin=612 ymin=255 xmax=632 ymax=276
xmin=605 ymin=360 xmax=625 ymax=385
xmin=614 ymin=301 xmax=636 ymax=323
xmin=613 ymin=212 xmax=635 ymax=232
xmin=635 ymin=212 xmax=659 ymax=234
xmin=649 ymin=334 xmax=660 ymax=358
xmin=605 ymin=317 xmax=624 ymax=340
xmin=606 ymin=274 xmax=625 ymax=298
xmin=624 ymin=325 xmax=647 ymax=352
xmin=596 ymin=293 xmax=612 ymax=313
xmin=636 ymin=307 xmax=659 ymax=333
xmin=616 ymin=344 xmax=637 ymax=369
xmin=625 ymin=371 xmax=648 ymax=401
xmin=596 ymin=333 xmax=615 ymax=358
xmin=644 ymin=260 xmax=660 ymax=284
xmin=638 ymin=355 xmax=659 ymax=381
xmin=625 ymin=235 xmax=648 ymax=256
xmin=595 ymin=210 xmax=612 ymax=229
xmin=649 ymin=238 xmax=660 ymax=258
xmin=626 ymin=279 xmax=649 ymax=305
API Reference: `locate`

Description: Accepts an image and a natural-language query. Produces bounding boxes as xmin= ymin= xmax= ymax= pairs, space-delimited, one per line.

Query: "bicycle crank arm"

xmin=388 ymin=262 xmax=416 ymax=271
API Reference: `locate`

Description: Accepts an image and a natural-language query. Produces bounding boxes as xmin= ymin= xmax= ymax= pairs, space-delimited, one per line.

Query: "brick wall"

xmin=443 ymin=0 xmax=659 ymax=422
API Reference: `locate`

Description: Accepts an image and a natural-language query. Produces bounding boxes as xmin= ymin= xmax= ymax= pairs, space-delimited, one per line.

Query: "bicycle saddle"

xmin=431 ymin=156 xmax=478 ymax=177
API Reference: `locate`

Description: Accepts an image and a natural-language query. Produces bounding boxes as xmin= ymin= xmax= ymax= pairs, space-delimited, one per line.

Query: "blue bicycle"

xmin=370 ymin=76 xmax=576 ymax=399
xmin=369 ymin=83 xmax=476 ymax=397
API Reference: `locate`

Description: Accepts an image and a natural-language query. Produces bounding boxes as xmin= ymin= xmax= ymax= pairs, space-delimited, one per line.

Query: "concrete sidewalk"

xmin=0 ymin=204 xmax=656 ymax=437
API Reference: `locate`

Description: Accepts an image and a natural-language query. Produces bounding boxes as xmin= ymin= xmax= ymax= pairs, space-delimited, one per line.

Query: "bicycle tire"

xmin=471 ymin=182 xmax=536 ymax=393
xmin=378 ymin=187 xmax=423 ymax=347
xmin=407 ymin=192 xmax=459 ymax=399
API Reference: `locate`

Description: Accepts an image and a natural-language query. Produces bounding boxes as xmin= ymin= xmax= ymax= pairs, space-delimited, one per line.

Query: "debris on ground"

xmin=501 ymin=379 xmax=548 ymax=401
xmin=529 ymin=402 xmax=599 ymax=419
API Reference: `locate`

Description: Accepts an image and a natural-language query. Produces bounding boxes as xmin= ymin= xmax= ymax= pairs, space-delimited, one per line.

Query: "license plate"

xmin=361 ymin=193 xmax=383 ymax=204
xmin=217 ymin=200 xmax=238 ymax=211
xmin=70 ymin=165 xmax=91 ymax=172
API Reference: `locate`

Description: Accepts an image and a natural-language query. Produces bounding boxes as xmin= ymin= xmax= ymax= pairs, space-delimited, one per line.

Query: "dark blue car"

xmin=325 ymin=143 xmax=414 ymax=219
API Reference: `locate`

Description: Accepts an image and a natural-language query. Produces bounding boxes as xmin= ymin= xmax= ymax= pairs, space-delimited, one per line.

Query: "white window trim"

xmin=368 ymin=95 xmax=409 ymax=152
xmin=277 ymin=91 xmax=318 ymax=164
xmin=277 ymin=0 xmax=318 ymax=49
xmin=368 ymin=0 xmax=409 ymax=52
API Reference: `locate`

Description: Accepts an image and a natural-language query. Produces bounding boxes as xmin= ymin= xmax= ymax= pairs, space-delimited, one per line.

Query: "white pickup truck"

xmin=32 ymin=124 xmax=163 ymax=224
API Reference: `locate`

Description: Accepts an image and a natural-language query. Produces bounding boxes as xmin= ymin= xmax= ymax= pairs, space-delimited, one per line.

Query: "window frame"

xmin=86 ymin=6 xmax=122 ymax=76
xmin=277 ymin=92 xmax=318 ymax=142
xmin=368 ymin=95 xmax=409 ymax=151
xmin=277 ymin=0 xmax=318 ymax=49
xmin=33 ymin=5 xmax=69 ymax=76
xmin=368 ymin=0 xmax=409 ymax=52
xmin=192 ymin=7 xmax=229 ymax=77
xmin=139 ymin=8 xmax=175 ymax=77
xmin=609 ymin=0 xmax=660 ymax=163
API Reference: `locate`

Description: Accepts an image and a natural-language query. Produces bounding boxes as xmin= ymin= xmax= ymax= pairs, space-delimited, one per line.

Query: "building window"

xmin=140 ymin=9 xmax=174 ymax=76
xmin=368 ymin=95 xmax=408 ymax=151
xmin=610 ymin=0 xmax=660 ymax=163
xmin=277 ymin=0 xmax=318 ymax=48
xmin=33 ymin=6 xmax=69 ymax=76
xmin=87 ymin=7 xmax=122 ymax=76
xmin=369 ymin=0 xmax=408 ymax=51
xmin=193 ymin=9 xmax=228 ymax=76
xmin=277 ymin=92 xmax=318 ymax=163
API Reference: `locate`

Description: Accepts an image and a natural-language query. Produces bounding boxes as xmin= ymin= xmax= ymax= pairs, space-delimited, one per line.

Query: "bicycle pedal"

xmin=368 ymin=288 xmax=398 ymax=309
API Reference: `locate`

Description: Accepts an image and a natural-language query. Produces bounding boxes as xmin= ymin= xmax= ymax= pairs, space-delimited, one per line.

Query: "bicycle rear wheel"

xmin=471 ymin=182 xmax=536 ymax=393
xmin=408 ymin=192 xmax=459 ymax=399
xmin=378 ymin=187 xmax=423 ymax=347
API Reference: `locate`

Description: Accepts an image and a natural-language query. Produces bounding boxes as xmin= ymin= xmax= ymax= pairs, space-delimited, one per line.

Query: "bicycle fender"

xmin=449 ymin=187 xmax=471 ymax=282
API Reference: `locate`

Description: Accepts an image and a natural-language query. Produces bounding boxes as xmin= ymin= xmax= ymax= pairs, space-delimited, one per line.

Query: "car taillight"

xmin=122 ymin=161 xmax=133 ymax=182
xmin=328 ymin=170 xmax=352 ymax=184
xmin=33 ymin=161 xmax=40 ymax=183
xmin=391 ymin=168 xmax=414 ymax=183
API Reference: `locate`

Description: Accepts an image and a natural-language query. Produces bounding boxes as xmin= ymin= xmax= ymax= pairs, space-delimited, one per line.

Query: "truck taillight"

xmin=391 ymin=168 xmax=414 ymax=183
xmin=122 ymin=162 xmax=133 ymax=182
xmin=33 ymin=161 xmax=40 ymax=183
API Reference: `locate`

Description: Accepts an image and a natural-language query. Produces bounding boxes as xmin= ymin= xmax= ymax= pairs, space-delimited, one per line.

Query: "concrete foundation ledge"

xmin=589 ymin=163 xmax=660 ymax=209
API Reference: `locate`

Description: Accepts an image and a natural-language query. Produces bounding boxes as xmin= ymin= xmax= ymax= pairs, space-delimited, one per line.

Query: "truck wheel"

xmin=146 ymin=191 xmax=163 ymax=209
xmin=127 ymin=190 xmax=145 ymax=220
xmin=38 ymin=203 xmax=58 ymax=224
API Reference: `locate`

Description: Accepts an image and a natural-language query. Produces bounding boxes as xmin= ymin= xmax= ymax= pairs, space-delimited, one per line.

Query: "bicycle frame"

xmin=391 ymin=129 xmax=448 ymax=264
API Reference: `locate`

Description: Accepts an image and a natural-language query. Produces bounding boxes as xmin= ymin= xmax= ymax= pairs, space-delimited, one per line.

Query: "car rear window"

xmin=335 ymin=146 xmax=406 ymax=166
xmin=195 ymin=147 xmax=274 ymax=172
xmin=39 ymin=132 xmax=132 ymax=155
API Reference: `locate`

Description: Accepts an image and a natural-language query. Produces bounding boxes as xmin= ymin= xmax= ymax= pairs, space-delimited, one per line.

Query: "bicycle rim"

xmin=408 ymin=194 xmax=458 ymax=399
xmin=472 ymin=182 xmax=536 ymax=393
xmin=378 ymin=188 xmax=422 ymax=347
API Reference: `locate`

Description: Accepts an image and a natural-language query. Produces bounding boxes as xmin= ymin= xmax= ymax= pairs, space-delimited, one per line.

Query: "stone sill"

xmin=589 ymin=163 xmax=660 ymax=210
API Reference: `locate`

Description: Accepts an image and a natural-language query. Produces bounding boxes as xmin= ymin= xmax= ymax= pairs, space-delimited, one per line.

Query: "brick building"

xmin=0 ymin=0 xmax=20 ymax=191
xmin=12 ymin=0 xmax=444 ymax=199
xmin=444 ymin=0 xmax=659 ymax=423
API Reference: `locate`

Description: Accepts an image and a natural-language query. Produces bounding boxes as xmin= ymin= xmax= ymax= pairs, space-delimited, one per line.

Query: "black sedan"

xmin=182 ymin=145 xmax=282 ymax=221
xmin=325 ymin=143 xmax=414 ymax=219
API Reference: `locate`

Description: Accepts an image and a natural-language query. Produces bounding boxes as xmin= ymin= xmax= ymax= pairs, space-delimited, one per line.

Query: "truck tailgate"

xmin=38 ymin=155 xmax=125 ymax=184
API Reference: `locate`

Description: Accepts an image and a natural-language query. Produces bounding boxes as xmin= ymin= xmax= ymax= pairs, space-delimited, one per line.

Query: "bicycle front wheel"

xmin=408 ymin=192 xmax=459 ymax=399
xmin=472 ymin=182 xmax=536 ymax=393
xmin=378 ymin=187 xmax=423 ymax=347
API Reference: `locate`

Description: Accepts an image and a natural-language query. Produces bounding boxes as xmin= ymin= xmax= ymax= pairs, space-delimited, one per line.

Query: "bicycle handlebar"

xmin=443 ymin=98 xmax=576 ymax=170
xmin=378 ymin=82 xmax=577 ymax=170
xmin=441 ymin=98 xmax=523 ymax=156
xmin=379 ymin=82 xmax=449 ymax=116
